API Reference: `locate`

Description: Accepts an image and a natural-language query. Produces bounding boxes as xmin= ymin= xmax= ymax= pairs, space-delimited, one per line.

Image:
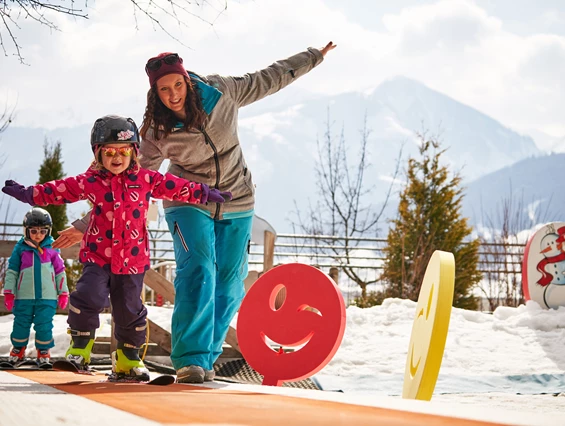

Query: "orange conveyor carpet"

xmin=8 ymin=370 xmax=505 ymax=426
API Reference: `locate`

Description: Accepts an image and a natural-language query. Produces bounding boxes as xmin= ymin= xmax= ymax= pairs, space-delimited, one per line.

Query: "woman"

xmin=55 ymin=42 xmax=336 ymax=383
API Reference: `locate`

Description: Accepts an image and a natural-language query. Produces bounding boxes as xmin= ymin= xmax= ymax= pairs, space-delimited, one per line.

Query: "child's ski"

xmin=38 ymin=362 xmax=54 ymax=370
xmin=52 ymin=360 xmax=95 ymax=375
xmin=107 ymin=372 xmax=176 ymax=386
xmin=0 ymin=359 xmax=51 ymax=370
xmin=53 ymin=360 xmax=175 ymax=385
xmin=0 ymin=361 xmax=16 ymax=370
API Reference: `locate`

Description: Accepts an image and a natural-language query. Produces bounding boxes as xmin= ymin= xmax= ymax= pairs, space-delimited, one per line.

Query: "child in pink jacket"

xmin=2 ymin=115 xmax=231 ymax=381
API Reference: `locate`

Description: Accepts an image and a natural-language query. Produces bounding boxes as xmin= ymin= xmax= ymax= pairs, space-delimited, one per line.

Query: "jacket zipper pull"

xmin=201 ymin=129 xmax=210 ymax=144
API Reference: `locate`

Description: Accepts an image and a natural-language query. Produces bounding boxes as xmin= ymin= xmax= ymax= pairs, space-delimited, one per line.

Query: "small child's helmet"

xmin=90 ymin=115 xmax=140 ymax=152
xmin=23 ymin=208 xmax=53 ymax=239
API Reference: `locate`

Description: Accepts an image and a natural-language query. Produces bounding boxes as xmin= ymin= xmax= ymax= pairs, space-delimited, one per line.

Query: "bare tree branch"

xmin=1 ymin=0 xmax=228 ymax=63
xmin=291 ymin=107 xmax=403 ymax=303
xmin=1 ymin=0 xmax=88 ymax=63
xmin=0 ymin=100 xmax=16 ymax=139
xmin=477 ymin=183 xmax=557 ymax=310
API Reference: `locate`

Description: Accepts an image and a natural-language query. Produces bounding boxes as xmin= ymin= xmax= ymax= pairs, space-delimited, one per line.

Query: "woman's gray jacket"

xmin=139 ymin=47 xmax=324 ymax=219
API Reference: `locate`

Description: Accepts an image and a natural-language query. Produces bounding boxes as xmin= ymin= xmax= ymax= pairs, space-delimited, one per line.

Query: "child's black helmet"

xmin=90 ymin=115 xmax=140 ymax=152
xmin=23 ymin=207 xmax=52 ymax=239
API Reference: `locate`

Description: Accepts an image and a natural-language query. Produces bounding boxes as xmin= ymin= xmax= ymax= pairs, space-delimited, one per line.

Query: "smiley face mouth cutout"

xmin=408 ymin=282 xmax=435 ymax=378
xmin=261 ymin=330 xmax=315 ymax=353
xmin=263 ymin=305 xmax=318 ymax=352
xmin=409 ymin=344 xmax=421 ymax=377
xmin=264 ymin=287 xmax=320 ymax=352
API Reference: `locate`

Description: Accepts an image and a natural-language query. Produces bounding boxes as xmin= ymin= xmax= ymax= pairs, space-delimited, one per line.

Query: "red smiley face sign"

xmin=237 ymin=263 xmax=346 ymax=386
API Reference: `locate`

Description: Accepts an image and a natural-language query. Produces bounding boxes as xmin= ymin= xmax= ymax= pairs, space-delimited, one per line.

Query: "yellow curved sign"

xmin=402 ymin=250 xmax=455 ymax=401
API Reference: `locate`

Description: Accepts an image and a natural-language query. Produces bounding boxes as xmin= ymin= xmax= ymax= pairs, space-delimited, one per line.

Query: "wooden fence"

xmin=0 ymin=223 xmax=525 ymax=310
xmin=0 ymin=223 xmax=525 ymax=283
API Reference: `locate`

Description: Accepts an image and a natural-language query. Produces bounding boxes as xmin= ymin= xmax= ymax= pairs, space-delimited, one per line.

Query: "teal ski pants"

xmin=165 ymin=207 xmax=252 ymax=371
xmin=11 ymin=299 xmax=57 ymax=350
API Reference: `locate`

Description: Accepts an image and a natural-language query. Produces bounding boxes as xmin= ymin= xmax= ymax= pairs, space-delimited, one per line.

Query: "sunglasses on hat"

xmin=145 ymin=53 xmax=182 ymax=73
xmin=101 ymin=147 xmax=133 ymax=157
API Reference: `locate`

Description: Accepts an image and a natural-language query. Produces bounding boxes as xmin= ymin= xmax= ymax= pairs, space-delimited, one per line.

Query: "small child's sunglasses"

xmin=145 ymin=53 xmax=182 ymax=73
xmin=101 ymin=147 xmax=133 ymax=157
xmin=29 ymin=228 xmax=49 ymax=235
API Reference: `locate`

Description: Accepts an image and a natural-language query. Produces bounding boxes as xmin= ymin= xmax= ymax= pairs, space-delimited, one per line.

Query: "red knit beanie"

xmin=145 ymin=52 xmax=189 ymax=87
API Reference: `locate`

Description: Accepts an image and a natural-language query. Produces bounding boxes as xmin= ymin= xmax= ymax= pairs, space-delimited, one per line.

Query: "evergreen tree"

xmin=381 ymin=134 xmax=481 ymax=310
xmin=36 ymin=139 xmax=82 ymax=293
xmin=37 ymin=139 xmax=68 ymax=238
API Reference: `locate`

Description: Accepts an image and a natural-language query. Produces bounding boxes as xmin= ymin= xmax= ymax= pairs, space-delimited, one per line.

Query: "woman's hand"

xmin=320 ymin=41 xmax=337 ymax=57
xmin=52 ymin=226 xmax=83 ymax=249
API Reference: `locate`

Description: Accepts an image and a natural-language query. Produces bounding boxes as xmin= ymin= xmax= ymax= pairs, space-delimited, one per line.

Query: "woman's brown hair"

xmin=140 ymin=75 xmax=207 ymax=140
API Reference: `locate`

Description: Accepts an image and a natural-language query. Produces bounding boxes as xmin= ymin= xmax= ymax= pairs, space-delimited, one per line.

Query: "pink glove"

xmin=4 ymin=293 xmax=15 ymax=311
xmin=58 ymin=293 xmax=69 ymax=310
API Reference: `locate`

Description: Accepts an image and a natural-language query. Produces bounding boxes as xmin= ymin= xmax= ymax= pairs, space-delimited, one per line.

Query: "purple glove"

xmin=2 ymin=180 xmax=35 ymax=205
xmin=201 ymin=183 xmax=232 ymax=204
xmin=4 ymin=292 xmax=14 ymax=311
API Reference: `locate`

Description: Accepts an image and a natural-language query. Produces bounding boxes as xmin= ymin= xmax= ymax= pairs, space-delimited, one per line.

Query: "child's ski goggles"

xmin=29 ymin=228 xmax=49 ymax=235
xmin=101 ymin=147 xmax=133 ymax=157
xmin=145 ymin=53 xmax=182 ymax=72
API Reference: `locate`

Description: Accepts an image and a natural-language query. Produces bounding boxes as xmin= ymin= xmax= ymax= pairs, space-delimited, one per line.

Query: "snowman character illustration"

xmin=536 ymin=226 xmax=565 ymax=308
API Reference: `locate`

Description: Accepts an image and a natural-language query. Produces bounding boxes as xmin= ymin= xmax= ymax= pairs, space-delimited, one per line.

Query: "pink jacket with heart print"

xmin=31 ymin=167 xmax=205 ymax=274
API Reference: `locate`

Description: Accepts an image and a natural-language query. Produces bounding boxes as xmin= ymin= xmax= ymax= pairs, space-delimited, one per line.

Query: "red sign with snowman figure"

xmin=237 ymin=263 xmax=346 ymax=386
xmin=523 ymin=222 xmax=565 ymax=309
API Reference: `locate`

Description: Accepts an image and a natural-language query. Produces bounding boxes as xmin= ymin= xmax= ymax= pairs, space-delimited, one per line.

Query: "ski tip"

xmin=38 ymin=363 xmax=53 ymax=370
xmin=106 ymin=373 xmax=176 ymax=385
xmin=149 ymin=375 xmax=176 ymax=386
xmin=52 ymin=360 xmax=78 ymax=372
xmin=52 ymin=360 xmax=94 ymax=375
xmin=0 ymin=362 xmax=15 ymax=370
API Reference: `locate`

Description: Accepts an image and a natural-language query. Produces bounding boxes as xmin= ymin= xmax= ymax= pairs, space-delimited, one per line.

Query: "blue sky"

xmin=1 ymin=0 xmax=564 ymax=139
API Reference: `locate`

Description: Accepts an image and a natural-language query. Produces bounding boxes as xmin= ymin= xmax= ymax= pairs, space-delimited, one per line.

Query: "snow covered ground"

xmin=1 ymin=298 xmax=565 ymax=417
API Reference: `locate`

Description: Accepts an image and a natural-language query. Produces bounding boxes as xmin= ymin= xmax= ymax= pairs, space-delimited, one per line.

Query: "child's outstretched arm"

xmin=2 ymin=175 xmax=88 ymax=206
xmin=150 ymin=172 xmax=232 ymax=204
xmin=1 ymin=180 xmax=35 ymax=205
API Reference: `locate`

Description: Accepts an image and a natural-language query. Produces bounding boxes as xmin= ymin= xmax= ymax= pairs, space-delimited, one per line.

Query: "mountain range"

xmin=0 ymin=76 xmax=561 ymax=234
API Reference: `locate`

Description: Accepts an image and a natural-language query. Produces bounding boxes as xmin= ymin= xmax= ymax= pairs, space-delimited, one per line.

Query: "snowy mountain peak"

xmin=0 ymin=77 xmax=545 ymax=232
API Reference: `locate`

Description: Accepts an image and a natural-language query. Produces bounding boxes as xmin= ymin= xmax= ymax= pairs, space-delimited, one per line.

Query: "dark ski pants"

xmin=11 ymin=299 xmax=57 ymax=350
xmin=67 ymin=263 xmax=147 ymax=347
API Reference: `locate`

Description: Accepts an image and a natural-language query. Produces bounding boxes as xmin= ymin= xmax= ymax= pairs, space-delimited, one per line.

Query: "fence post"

xmin=329 ymin=267 xmax=339 ymax=284
xmin=263 ymin=230 xmax=275 ymax=272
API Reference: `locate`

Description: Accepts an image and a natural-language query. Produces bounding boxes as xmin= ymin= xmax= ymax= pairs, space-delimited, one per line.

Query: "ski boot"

xmin=7 ymin=346 xmax=26 ymax=366
xmin=36 ymin=349 xmax=51 ymax=367
xmin=65 ymin=329 xmax=95 ymax=370
xmin=110 ymin=342 xmax=150 ymax=382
